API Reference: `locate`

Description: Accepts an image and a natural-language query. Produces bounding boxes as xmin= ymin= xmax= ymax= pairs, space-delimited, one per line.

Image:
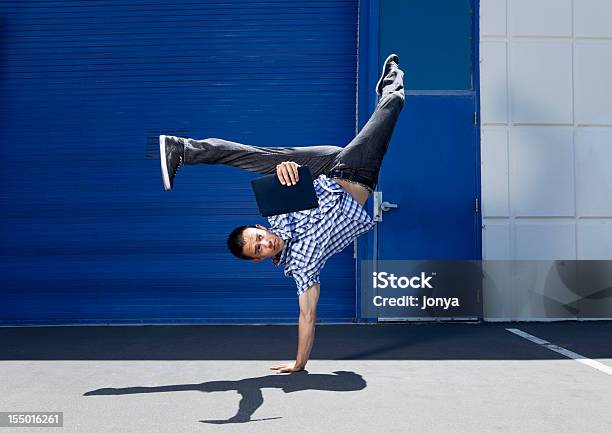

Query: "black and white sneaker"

xmin=375 ymin=53 xmax=400 ymax=96
xmin=159 ymin=135 xmax=185 ymax=191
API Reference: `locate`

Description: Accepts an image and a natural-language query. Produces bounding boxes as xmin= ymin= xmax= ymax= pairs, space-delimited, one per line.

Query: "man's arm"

xmin=271 ymin=283 xmax=320 ymax=373
xmin=295 ymin=283 xmax=320 ymax=369
xmin=334 ymin=179 xmax=371 ymax=206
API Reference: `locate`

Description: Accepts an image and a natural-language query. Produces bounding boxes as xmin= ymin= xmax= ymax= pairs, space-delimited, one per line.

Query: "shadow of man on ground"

xmin=84 ymin=370 xmax=366 ymax=424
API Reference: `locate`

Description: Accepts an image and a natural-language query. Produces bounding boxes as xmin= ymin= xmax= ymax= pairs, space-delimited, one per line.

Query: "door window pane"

xmin=380 ymin=0 xmax=473 ymax=90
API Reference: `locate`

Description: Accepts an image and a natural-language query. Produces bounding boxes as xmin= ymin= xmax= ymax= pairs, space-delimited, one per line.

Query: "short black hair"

xmin=227 ymin=225 xmax=257 ymax=259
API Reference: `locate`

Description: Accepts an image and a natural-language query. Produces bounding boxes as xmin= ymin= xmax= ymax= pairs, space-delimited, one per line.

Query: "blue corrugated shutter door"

xmin=0 ymin=0 xmax=359 ymax=324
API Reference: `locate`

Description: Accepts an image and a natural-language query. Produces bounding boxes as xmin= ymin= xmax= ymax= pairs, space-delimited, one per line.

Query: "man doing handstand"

xmin=159 ymin=54 xmax=405 ymax=373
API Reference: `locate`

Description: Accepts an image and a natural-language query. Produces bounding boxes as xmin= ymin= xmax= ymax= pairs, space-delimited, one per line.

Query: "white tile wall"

xmin=509 ymin=40 xmax=573 ymax=124
xmin=480 ymin=0 xmax=612 ymax=318
xmin=574 ymin=0 xmax=612 ymax=38
xmin=480 ymin=41 xmax=508 ymax=124
xmin=482 ymin=260 xmax=515 ymax=319
xmin=574 ymin=41 xmax=612 ymax=125
xmin=515 ymin=221 xmax=576 ymax=259
xmin=511 ymin=262 xmax=579 ymax=320
xmin=577 ymin=220 xmax=612 ymax=259
xmin=481 ymin=127 xmax=509 ymax=216
xmin=509 ymin=126 xmax=574 ymax=216
xmin=575 ymin=128 xmax=612 ymax=216
xmin=509 ymin=0 xmax=572 ymax=37
xmin=481 ymin=0 xmax=507 ymax=36
xmin=483 ymin=221 xmax=511 ymax=259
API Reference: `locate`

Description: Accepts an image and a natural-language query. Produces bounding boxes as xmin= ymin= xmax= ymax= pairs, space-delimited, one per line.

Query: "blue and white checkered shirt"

xmin=267 ymin=174 xmax=375 ymax=296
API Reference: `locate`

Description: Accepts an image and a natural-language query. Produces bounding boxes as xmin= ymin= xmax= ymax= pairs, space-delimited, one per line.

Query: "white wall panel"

xmin=574 ymin=41 xmax=612 ymax=125
xmin=483 ymin=220 xmax=511 ymax=259
xmin=481 ymin=127 xmax=509 ymax=216
xmin=511 ymin=261 xmax=578 ymax=320
xmin=482 ymin=260 xmax=515 ymax=319
xmin=577 ymin=220 xmax=612 ymax=259
xmin=509 ymin=40 xmax=573 ymax=124
xmin=510 ymin=127 xmax=574 ymax=216
xmin=515 ymin=222 xmax=576 ymax=259
xmin=480 ymin=41 xmax=508 ymax=124
xmin=481 ymin=0 xmax=507 ymax=36
xmin=509 ymin=0 xmax=572 ymax=37
xmin=575 ymin=128 xmax=612 ymax=216
xmin=480 ymin=0 xmax=612 ymax=320
xmin=574 ymin=0 xmax=612 ymax=38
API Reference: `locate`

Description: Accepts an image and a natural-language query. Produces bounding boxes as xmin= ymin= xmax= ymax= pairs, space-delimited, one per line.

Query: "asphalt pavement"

xmin=1 ymin=322 xmax=611 ymax=433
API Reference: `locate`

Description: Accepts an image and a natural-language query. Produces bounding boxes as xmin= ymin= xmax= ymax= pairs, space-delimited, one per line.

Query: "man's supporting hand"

xmin=276 ymin=161 xmax=300 ymax=186
xmin=270 ymin=283 xmax=320 ymax=374
xmin=270 ymin=363 xmax=304 ymax=374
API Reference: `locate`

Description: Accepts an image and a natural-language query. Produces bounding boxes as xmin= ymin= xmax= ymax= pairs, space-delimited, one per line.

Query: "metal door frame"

xmin=355 ymin=0 xmax=482 ymax=322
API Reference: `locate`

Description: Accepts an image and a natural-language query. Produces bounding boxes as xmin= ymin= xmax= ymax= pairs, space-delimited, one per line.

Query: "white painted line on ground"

xmin=506 ymin=328 xmax=612 ymax=376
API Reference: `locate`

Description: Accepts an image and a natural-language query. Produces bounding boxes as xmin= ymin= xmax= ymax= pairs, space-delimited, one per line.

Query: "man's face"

xmin=241 ymin=224 xmax=284 ymax=262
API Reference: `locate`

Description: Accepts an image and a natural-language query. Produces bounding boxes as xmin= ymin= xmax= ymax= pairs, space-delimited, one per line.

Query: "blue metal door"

xmin=357 ymin=0 xmax=482 ymax=320
xmin=377 ymin=96 xmax=479 ymax=259
xmin=0 ymin=0 xmax=359 ymax=324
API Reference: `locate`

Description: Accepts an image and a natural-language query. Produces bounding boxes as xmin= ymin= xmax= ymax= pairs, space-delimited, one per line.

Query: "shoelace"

xmin=172 ymin=155 xmax=183 ymax=180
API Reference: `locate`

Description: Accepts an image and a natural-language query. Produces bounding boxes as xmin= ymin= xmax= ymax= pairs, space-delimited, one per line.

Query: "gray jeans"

xmin=182 ymin=64 xmax=405 ymax=191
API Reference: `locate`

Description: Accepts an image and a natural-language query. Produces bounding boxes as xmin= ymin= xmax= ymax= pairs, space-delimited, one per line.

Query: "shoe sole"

xmin=375 ymin=53 xmax=399 ymax=96
xmin=159 ymin=135 xmax=171 ymax=191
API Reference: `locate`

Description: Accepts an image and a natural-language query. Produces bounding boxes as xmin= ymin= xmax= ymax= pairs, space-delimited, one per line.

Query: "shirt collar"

xmin=268 ymin=226 xmax=292 ymax=265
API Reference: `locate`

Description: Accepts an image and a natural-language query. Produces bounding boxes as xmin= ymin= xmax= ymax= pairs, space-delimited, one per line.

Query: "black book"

xmin=250 ymin=166 xmax=319 ymax=217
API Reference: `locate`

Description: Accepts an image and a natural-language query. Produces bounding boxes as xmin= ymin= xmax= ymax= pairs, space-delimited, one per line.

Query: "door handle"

xmin=373 ymin=192 xmax=399 ymax=222
xmin=381 ymin=201 xmax=398 ymax=212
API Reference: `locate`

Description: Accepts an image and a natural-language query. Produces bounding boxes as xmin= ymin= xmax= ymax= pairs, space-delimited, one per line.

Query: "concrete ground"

xmin=1 ymin=322 xmax=611 ymax=433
